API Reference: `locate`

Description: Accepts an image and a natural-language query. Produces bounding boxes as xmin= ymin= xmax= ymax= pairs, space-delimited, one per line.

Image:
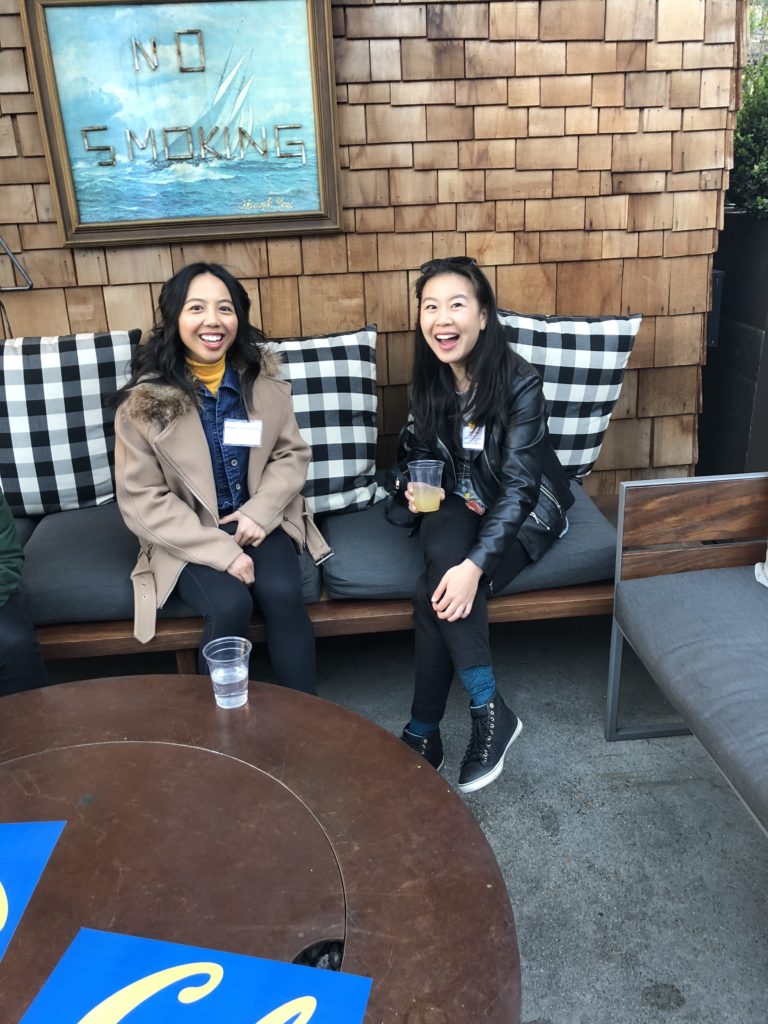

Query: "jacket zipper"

xmin=154 ymin=447 xmax=219 ymax=523
xmin=539 ymin=481 xmax=564 ymax=518
xmin=529 ymin=483 xmax=565 ymax=532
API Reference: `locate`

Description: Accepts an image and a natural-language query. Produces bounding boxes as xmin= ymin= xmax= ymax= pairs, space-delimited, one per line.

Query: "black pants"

xmin=0 ymin=592 xmax=48 ymax=696
xmin=176 ymin=527 xmax=316 ymax=694
xmin=411 ymin=494 xmax=530 ymax=724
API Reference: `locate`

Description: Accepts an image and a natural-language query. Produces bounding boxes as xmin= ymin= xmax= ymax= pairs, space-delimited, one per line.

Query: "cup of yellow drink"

xmin=408 ymin=460 xmax=444 ymax=512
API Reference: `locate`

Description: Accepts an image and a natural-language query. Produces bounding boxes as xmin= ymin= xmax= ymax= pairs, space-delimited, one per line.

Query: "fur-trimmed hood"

xmin=122 ymin=382 xmax=196 ymax=431
xmin=121 ymin=347 xmax=285 ymax=431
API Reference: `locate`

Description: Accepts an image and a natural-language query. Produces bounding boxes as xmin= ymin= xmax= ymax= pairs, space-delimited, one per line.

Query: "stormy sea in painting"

xmin=69 ymin=146 xmax=321 ymax=224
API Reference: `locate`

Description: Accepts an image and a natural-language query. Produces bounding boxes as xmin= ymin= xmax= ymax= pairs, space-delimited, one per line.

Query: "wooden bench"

xmin=36 ymin=580 xmax=616 ymax=674
xmin=32 ymin=493 xmax=618 ymax=673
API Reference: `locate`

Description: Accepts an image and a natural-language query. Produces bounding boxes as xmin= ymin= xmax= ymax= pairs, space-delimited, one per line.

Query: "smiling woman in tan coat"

xmin=113 ymin=262 xmax=330 ymax=693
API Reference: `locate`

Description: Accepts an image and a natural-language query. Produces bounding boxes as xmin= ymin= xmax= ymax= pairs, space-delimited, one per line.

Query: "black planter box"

xmin=699 ymin=210 xmax=768 ymax=475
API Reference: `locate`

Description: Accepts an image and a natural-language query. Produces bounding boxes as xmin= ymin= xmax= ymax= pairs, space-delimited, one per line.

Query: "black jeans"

xmin=0 ymin=592 xmax=47 ymax=696
xmin=176 ymin=527 xmax=316 ymax=694
xmin=411 ymin=494 xmax=530 ymax=724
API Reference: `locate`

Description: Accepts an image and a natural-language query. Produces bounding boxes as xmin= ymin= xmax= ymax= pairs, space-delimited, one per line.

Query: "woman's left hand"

xmin=219 ymin=510 xmax=267 ymax=548
xmin=431 ymin=559 xmax=483 ymax=621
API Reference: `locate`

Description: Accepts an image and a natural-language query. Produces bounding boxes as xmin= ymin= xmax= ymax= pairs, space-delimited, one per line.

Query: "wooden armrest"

xmin=617 ymin=472 xmax=768 ymax=581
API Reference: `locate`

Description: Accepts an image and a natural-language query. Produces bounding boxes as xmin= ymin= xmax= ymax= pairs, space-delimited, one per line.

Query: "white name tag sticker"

xmin=223 ymin=418 xmax=263 ymax=447
xmin=462 ymin=422 xmax=485 ymax=450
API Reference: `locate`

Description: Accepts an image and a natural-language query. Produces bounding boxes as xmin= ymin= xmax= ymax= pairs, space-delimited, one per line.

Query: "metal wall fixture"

xmin=0 ymin=237 xmax=33 ymax=290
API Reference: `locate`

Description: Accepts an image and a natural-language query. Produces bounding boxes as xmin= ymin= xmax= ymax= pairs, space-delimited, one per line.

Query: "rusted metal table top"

xmin=0 ymin=675 xmax=521 ymax=1023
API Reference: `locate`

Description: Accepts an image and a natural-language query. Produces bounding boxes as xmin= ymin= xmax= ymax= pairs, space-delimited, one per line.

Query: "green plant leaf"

xmin=728 ymin=53 xmax=768 ymax=218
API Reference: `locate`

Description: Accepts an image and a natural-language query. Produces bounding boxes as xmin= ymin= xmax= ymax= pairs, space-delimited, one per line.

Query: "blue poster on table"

xmin=21 ymin=928 xmax=372 ymax=1023
xmin=0 ymin=820 xmax=66 ymax=962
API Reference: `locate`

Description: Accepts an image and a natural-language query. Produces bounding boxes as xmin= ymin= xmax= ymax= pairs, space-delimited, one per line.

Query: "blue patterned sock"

xmin=407 ymin=718 xmax=440 ymax=737
xmin=459 ymin=665 xmax=496 ymax=708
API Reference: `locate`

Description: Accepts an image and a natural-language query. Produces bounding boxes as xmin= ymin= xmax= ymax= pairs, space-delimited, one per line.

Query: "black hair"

xmin=410 ymin=257 xmax=516 ymax=441
xmin=114 ymin=262 xmax=265 ymax=410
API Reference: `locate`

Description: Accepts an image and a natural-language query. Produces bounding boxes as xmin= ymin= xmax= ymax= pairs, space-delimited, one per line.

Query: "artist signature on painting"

xmin=240 ymin=196 xmax=295 ymax=211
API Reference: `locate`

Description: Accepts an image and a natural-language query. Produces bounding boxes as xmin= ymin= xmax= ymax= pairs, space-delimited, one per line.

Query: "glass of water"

xmin=201 ymin=636 xmax=252 ymax=709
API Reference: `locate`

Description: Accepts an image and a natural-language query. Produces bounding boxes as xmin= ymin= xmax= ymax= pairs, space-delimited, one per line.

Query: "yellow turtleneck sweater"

xmin=186 ymin=355 xmax=226 ymax=395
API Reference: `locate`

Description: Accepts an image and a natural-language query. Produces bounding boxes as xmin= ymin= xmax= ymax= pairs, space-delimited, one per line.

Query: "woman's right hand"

xmin=405 ymin=481 xmax=446 ymax=515
xmin=227 ymin=551 xmax=255 ymax=586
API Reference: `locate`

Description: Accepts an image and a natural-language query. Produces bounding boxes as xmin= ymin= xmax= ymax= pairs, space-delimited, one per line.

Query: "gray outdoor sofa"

xmin=605 ymin=472 xmax=768 ymax=836
xmin=17 ymin=480 xmax=618 ymax=668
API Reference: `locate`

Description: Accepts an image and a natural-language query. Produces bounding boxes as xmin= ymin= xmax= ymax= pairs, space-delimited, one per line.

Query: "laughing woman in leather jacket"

xmin=398 ymin=257 xmax=573 ymax=793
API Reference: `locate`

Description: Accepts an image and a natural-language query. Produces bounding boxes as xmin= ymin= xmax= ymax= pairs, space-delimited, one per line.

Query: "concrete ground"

xmin=48 ymin=615 xmax=768 ymax=1024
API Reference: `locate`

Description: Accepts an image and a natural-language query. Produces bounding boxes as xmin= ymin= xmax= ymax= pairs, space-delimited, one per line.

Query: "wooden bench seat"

xmin=30 ymin=494 xmax=619 ymax=672
xmin=36 ymin=580 xmax=616 ymax=672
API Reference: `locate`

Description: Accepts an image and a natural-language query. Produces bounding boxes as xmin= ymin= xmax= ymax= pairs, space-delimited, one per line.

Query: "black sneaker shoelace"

xmin=463 ymin=711 xmax=493 ymax=765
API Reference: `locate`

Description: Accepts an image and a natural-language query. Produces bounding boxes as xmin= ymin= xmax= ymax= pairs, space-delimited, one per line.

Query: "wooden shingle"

xmin=605 ymin=0 xmax=657 ymax=40
xmin=497 ymin=263 xmax=557 ymax=313
xmin=401 ymin=39 xmax=465 ymax=80
xmin=299 ymin=273 xmax=366 ymax=334
xmin=658 ymin=0 xmax=707 ymax=42
xmin=516 ymin=42 xmax=567 ymax=76
xmin=465 ymin=41 xmax=517 ymax=78
xmin=556 ymin=259 xmax=624 ymax=315
xmin=517 ymin=136 xmax=579 ymax=170
xmin=489 ymin=2 xmax=539 ymax=40
xmin=541 ymin=75 xmax=593 ymax=107
xmin=65 ymin=287 xmax=108 ymax=334
xmin=346 ymin=5 xmax=425 ymax=38
xmin=427 ymin=4 xmax=488 ymax=40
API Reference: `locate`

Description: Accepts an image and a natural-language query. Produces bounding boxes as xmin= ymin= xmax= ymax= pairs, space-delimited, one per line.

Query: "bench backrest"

xmin=616 ymin=472 xmax=768 ymax=582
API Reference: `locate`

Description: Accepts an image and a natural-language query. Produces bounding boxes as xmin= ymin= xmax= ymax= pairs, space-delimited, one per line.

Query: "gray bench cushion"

xmin=320 ymin=484 xmax=616 ymax=600
xmin=616 ymin=566 xmax=768 ymax=831
xmin=19 ymin=502 xmax=322 ymax=625
xmin=12 ymin=515 xmax=39 ymax=546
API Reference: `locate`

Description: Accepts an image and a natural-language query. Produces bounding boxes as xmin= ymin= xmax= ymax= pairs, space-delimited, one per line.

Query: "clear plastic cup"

xmin=408 ymin=460 xmax=444 ymax=513
xmin=201 ymin=636 xmax=252 ymax=709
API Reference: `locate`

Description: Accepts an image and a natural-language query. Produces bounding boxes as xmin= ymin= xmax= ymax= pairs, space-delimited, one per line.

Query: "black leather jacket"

xmin=397 ymin=352 xmax=574 ymax=577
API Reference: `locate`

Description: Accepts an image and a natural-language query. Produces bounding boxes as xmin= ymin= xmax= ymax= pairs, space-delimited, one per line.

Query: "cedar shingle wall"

xmin=0 ymin=0 xmax=746 ymax=493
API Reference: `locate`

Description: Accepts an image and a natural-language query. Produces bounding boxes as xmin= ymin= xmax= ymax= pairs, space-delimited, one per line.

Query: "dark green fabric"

xmin=0 ymin=491 xmax=23 ymax=607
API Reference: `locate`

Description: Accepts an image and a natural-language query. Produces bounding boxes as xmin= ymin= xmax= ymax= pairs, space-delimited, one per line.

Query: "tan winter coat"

xmin=114 ymin=362 xmax=331 ymax=643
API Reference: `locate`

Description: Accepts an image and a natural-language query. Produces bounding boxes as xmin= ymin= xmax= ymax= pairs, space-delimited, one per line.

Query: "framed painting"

xmin=20 ymin=0 xmax=341 ymax=246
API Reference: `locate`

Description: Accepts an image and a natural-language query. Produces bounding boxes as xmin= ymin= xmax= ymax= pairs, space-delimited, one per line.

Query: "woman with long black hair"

xmin=398 ymin=257 xmax=573 ymax=792
xmin=113 ymin=262 xmax=330 ymax=693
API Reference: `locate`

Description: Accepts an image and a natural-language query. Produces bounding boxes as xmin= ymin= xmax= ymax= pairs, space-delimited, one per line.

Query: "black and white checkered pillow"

xmin=272 ymin=325 xmax=386 ymax=514
xmin=0 ymin=330 xmax=140 ymax=515
xmin=498 ymin=311 xmax=641 ymax=478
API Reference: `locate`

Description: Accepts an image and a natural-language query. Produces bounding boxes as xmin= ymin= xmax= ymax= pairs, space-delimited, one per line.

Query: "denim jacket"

xmin=195 ymin=360 xmax=250 ymax=516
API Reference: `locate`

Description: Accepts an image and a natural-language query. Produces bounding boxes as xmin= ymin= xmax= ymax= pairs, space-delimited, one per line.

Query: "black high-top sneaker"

xmin=457 ymin=690 xmax=522 ymax=793
xmin=401 ymin=727 xmax=444 ymax=771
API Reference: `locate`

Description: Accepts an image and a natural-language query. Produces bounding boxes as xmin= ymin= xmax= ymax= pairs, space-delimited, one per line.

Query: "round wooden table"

xmin=0 ymin=675 xmax=521 ymax=1023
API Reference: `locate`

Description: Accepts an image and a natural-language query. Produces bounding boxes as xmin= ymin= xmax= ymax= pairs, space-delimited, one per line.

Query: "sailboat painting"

xmin=33 ymin=0 xmax=338 ymax=239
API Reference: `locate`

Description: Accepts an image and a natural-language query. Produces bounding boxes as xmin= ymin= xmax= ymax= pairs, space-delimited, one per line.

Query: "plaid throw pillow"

xmin=272 ymin=325 xmax=386 ymax=514
xmin=498 ymin=311 xmax=641 ymax=479
xmin=0 ymin=330 xmax=140 ymax=515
